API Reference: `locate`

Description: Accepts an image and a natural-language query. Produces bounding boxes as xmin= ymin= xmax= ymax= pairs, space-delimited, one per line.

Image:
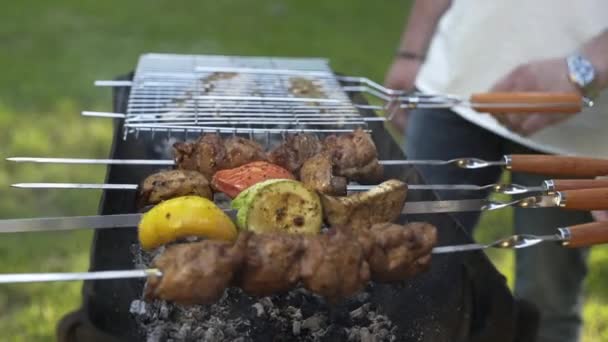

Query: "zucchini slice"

xmin=232 ymin=179 xmax=322 ymax=235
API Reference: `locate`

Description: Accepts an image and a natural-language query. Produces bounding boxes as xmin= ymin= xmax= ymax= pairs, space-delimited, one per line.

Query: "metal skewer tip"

xmin=0 ymin=269 xmax=161 ymax=284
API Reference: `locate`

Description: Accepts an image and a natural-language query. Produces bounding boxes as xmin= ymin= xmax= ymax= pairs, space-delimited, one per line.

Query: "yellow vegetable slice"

xmin=232 ymin=179 xmax=322 ymax=235
xmin=138 ymin=196 xmax=237 ymax=250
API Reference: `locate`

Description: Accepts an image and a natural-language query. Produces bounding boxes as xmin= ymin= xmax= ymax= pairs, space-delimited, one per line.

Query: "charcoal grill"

xmin=59 ymin=54 xmax=540 ymax=342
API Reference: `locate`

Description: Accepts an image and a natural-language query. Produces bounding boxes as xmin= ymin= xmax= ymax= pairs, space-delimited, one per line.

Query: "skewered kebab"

xmin=145 ymin=221 xmax=437 ymax=305
xmin=4 ymin=220 xmax=608 ymax=285
xmin=16 ymin=178 xmax=608 ymax=196
xmin=6 ymin=185 xmax=608 ymax=237
xmin=11 ymin=148 xmax=608 ymax=179
xmin=173 ymin=129 xmax=383 ymax=185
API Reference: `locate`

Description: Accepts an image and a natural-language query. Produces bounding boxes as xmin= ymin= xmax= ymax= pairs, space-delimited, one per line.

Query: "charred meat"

xmin=324 ymin=128 xmax=384 ymax=184
xmin=173 ymin=134 xmax=266 ymax=179
xmin=145 ymin=222 xmax=436 ymax=305
xmin=136 ymin=169 xmax=213 ymax=208
xmin=238 ymin=233 xmax=305 ymax=297
xmin=223 ymin=136 xmax=268 ymax=169
xmin=145 ymin=237 xmax=246 ymax=305
xmin=268 ymin=133 xmax=323 ymax=175
xmin=299 ymin=152 xmax=348 ymax=196
xmin=300 ymin=226 xmax=371 ymax=301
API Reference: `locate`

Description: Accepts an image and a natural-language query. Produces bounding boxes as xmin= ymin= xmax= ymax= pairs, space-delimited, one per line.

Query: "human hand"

xmin=384 ymin=58 xmax=422 ymax=133
xmin=489 ymin=58 xmax=582 ymax=136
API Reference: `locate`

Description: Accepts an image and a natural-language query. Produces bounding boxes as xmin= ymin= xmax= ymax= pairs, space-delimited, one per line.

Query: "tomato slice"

xmin=211 ymin=161 xmax=295 ymax=198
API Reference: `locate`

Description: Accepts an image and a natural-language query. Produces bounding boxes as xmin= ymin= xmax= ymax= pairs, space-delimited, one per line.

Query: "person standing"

xmin=385 ymin=1 xmax=608 ymax=341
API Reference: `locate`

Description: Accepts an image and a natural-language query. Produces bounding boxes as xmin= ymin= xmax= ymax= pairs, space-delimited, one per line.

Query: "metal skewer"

xmin=0 ymin=269 xmax=161 ymax=284
xmin=11 ymin=155 xmax=608 ymax=179
xmin=432 ymin=234 xmax=563 ymax=253
xmin=2 ymin=220 xmax=607 ymax=284
xmin=6 ymin=156 xmax=508 ymax=168
xmin=9 ymin=182 xmax=546 ymax=195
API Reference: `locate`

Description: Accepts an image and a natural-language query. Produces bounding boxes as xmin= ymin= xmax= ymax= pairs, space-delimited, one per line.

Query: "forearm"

xmin=396 ymin=0 xmax=453 ymax=57
xmin=581 ymin=29 xmax=608 ymax=89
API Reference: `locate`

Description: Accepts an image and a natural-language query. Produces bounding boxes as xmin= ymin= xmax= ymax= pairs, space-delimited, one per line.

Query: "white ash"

xmin=131 ymin=244 xmax=399 ymax=342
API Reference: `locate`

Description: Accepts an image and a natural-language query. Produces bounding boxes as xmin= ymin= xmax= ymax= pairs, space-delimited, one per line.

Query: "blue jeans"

xmin=406 ymin=109 xmax=590 ymax=342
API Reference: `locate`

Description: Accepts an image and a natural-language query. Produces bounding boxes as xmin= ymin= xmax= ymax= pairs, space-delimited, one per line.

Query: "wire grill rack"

xmin=96 ymin=54 xmax=373 ymax=140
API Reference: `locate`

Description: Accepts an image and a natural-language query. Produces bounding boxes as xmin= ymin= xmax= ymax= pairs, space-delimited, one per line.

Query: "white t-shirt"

xmin=415 ymin=0 xmax=608 ymax=157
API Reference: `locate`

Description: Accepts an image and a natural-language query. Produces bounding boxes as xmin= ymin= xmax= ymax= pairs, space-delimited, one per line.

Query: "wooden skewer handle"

xmin=560 ymin=188 xmax=608 ymax=211
xmin=508 ymin=154 xmax=608 ymax=178
xmin=470 ymin=92 xmax=582 ymax=114
xmin=562 ymin=221 xmax=608 ymax=248
xmin=551 ymin=179 xmax=608 ymax=191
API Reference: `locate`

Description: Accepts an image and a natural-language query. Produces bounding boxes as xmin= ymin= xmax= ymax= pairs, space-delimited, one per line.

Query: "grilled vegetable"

xmin=211 ymin=161 xmax=296 ymax=198
xmin=320 ymin=179 xmax=407 ymax=233
xmin=138 ymin=196 xmax=237 ymax=250
xmin=231 ymin=179 xmax=322 ymax=235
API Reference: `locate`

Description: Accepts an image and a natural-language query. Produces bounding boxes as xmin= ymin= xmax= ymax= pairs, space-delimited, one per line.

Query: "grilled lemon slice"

xmin=138 ymin=196 xmax=237 ymax=250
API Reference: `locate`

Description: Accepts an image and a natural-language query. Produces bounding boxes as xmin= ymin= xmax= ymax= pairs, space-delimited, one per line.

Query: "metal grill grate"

xmin=119 ymin=54 xmax=367 ymax=139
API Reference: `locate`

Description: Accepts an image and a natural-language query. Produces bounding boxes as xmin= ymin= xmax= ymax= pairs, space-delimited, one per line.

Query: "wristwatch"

xmin=566 ymin=53 xmax=599 ymax=100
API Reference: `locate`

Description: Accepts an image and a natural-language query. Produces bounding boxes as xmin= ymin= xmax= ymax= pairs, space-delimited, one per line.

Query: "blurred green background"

xmin=0 ymin=1 xmax=607 ymax=341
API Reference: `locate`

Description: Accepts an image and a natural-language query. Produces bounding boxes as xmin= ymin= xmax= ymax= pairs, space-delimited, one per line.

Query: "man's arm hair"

xmin=395 ymin=0 xmax=453 ymax=58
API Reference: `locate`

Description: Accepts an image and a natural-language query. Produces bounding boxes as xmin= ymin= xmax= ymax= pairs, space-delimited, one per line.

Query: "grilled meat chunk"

xmin=173 ymin=134 xmax=266 ymax=179
xmin=136 ymin=169 xmax=213 ymax=208
xmin=173 ymin=134 xmax=227 ymax=179
xmin=320 ymin=179 xmax=408 ymax=233
xmin=223 ymin=136 xmax=268 ymax=169
xmin=145 ymin=222 xmax=437 ymax=305
xmin=363 ymin=222 xmax=436 ymax=282
xmin=300 ymin=152 xmax=347 ymax=196
xmin=145 ymin=237 xmax=246 ymax=305
xmin=300 ymin=226 xmax=371 ymax=301
xmin=268 ymin=133 xmax=323 ymax=175
xmin=324 ymin=128 xmax=384 ymax=184
xmin=238 ymin=233 xmax=305 ymax=296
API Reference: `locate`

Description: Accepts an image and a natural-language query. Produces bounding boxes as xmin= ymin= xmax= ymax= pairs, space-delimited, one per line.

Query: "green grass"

xmin=0 ymin=1 xmax=606 ymax=340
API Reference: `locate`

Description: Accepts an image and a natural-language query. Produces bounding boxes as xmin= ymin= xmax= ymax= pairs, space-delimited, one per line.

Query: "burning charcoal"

xmin=159 ymin=303 xmax=171 ymax=320
xmin=172 ymin=323 xmax=191 ymax=340
xmin=192 ymin=327 xmax=205 ymax=339
xmin=130 ymin=300 xmax=147 ymax=316
xmin=347 ymin=327 xmax=361 ymax=341
xmin=146 ymin=326 xmax=167 ymax=342
xmin=251 ymin=303 xmax=265 ymax=317
xmin=204 ymin=327 xmax=225 ymax=341
xmin=360 ymin=327 xmax=375 ymax=342
xmin=302 ymin=314 xmax=326 ymax=331
xmin=350 ymin=307 xmax=365 ymax=320
xmin=292 ymin=320 xmax=302 ymax=335
xmin=322 ymin=324 xmax=348 ymax=341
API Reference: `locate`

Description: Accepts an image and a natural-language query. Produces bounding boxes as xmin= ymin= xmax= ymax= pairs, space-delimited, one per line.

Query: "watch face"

xmin=568 ymin=54 xmax=595 ymax=87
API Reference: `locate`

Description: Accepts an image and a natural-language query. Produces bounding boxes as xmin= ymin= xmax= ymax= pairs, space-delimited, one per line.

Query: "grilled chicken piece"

xmin=324 ymin=128 xmax=384 ymax=184
xmin=320 ymin=180 xmax=407 ymax=233
xmin=145 ymin=222 xmax=437 ymax=305
xmin=145 ymin=237 xmax=246 ymax=305
xmin=268 ymin=133 xmax=323 ymax=175
xmin=173 ymin=134 xmax=267 ymax=179
xmin=299 ymin=152 xmax=348 ymax=196
xmin=300 ymin=226 xmax=371 ymax=301
xmin=136 ymin=169 xmax=213 ymax=208
xmin=238 ymin=233 xmax=305 ymax=296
